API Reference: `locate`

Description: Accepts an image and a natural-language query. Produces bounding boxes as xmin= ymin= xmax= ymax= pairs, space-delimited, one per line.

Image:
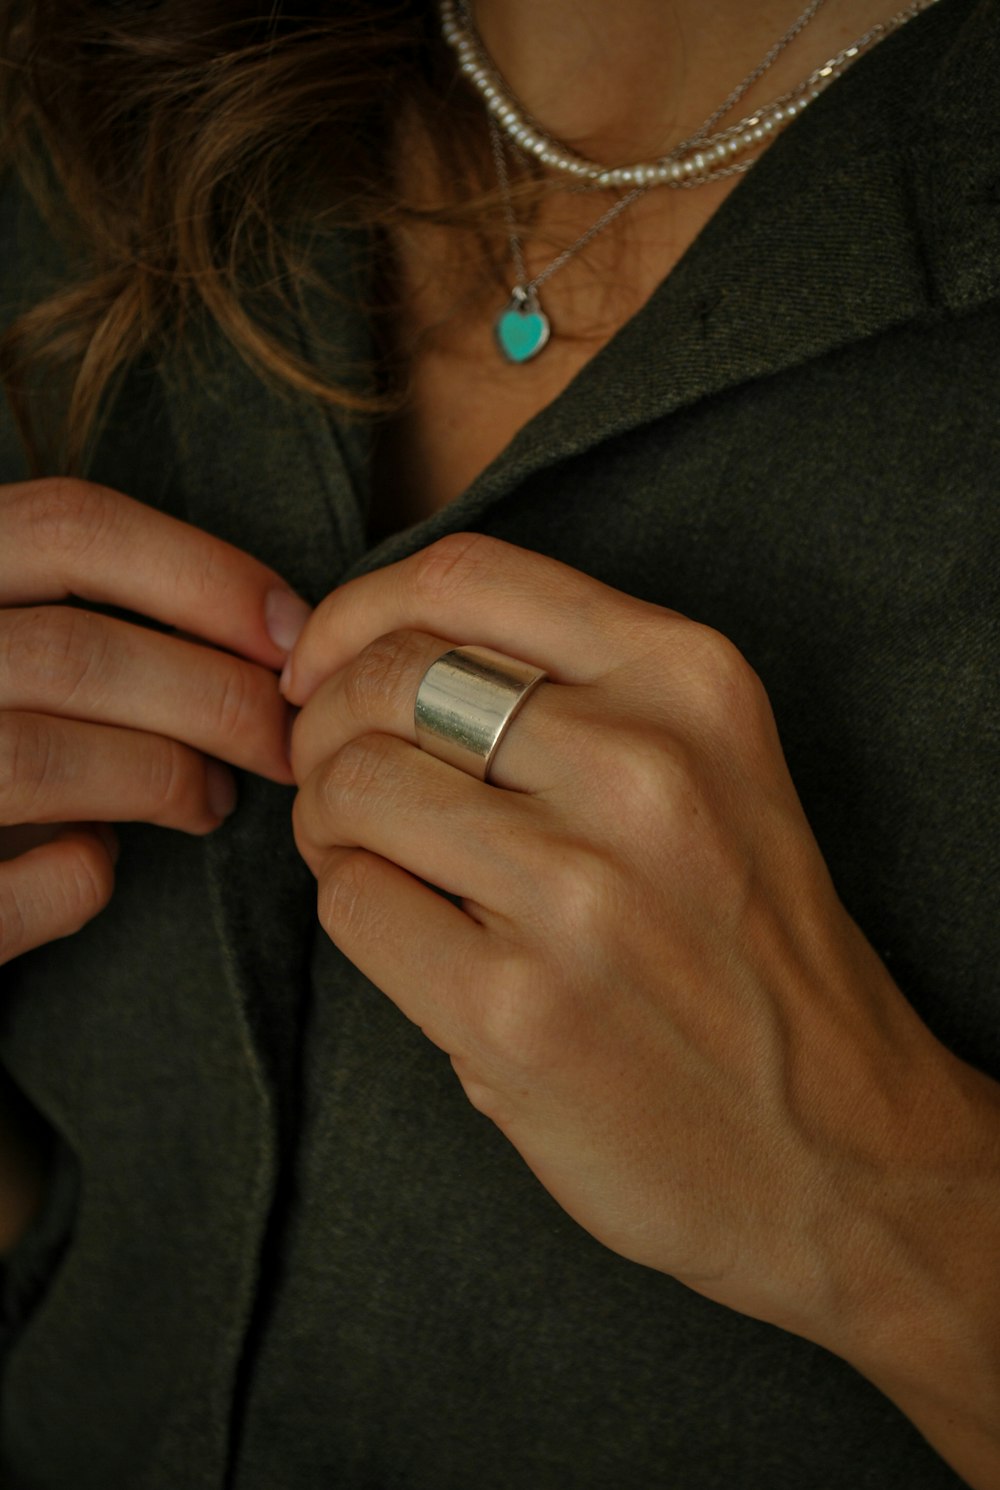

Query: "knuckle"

xmin=0 ymin=878 xmax=28 ymax=962
xmin=410 ymin=531 xmax=498 ymax=604
xmin=58 ymin=835 xmax=115 ymax=931
xmin=171 ymin=530 xmax=229 ymax=610
xmin=545 ymin=841 xmax=621 ymax=946
xmin=3 ymin=606 xmax=114 ymax=709
xmin=138 ymin=738 xmax=200 ymax=823
xmin=589 ymin=723 xmax=724 ymax=866
xmin=22 ymin=477 xmax=112 ymax=560
xmin=471 ymin=949 xmax=568 ymax=1080
xmin=0 ymin=714 xmax=54 ymax=822
xmin=567 ymin=712 xmax=689 ymax=829
xmin=342 ymin=630 xmax=425 ymax=723
xmin=204 ymin=661 xmax=254 ymax=741
xmin=317 ymin=849 xmax=374 ymax=940
xmin=682 ymin=624 xmax=763 ymax=727
xmin=322 ymin=733 xmax=391 ymax=807
xmin=0 ymin=832 xmax=114 ymax=962
xmin=608 ymin=726 xmax=693 ymax=823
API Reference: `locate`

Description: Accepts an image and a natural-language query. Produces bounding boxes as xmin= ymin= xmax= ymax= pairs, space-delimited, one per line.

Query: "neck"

xmin=467 ymin=0 xmax=885 ymax=165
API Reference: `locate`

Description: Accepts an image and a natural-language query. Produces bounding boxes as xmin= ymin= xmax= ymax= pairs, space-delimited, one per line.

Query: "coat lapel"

xmin=346 ymin=0 xmax=999 ymax=579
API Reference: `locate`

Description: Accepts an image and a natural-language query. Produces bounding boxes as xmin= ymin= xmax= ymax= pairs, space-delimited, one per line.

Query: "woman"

xmin=0 ymin=0 xmax=998 ymax=1485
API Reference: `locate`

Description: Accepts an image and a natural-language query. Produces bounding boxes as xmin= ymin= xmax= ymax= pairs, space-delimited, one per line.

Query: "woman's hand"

xmin=285 ymin=533 xmax=1000 ymax=1485
xmin=0 ymin=476 xmax=309 ymax=966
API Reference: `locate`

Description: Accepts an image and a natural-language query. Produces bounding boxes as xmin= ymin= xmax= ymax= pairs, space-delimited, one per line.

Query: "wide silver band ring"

xmin=414 ymin=645 xmax=548 ymax=783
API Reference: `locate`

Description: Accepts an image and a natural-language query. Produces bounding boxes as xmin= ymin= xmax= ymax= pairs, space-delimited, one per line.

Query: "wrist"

xmin=827 ymin=1054 xmax=1000 ymax=1487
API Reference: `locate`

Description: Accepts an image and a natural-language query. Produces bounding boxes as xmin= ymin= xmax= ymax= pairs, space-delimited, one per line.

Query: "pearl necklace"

xmin=439 ymin=0 xmax=943 ymax=362
xmin=442 ymin=0 xmax=830 ymax=190
xmin=442 ymin=0 xmax=939 ymax=189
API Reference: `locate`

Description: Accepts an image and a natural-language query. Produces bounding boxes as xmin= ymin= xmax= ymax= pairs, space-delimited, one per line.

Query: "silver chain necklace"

xmin=440 ymin=0 xmax=941 ymax=363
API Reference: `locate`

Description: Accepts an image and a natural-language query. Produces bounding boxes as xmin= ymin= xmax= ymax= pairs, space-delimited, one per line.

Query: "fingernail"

xmin=206 ymin=761 xmax=238 ymax=820
xmin=279 ymin=655 xmax=294 ymax=698
xmin=265 ymin=589 xmax=312 ymax=654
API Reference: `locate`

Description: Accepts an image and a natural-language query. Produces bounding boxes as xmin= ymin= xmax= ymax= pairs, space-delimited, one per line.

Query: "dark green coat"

xmin=1 ymin=0 xmax=998 ymax=1484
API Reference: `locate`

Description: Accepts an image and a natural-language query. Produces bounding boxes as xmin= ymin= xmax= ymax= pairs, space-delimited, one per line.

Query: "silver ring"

xmin=414 ymin=645 xmax=548 ymax=782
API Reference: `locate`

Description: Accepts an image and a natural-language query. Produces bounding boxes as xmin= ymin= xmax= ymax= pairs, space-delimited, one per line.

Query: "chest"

xmin=365 ymin=179 xmax=743 ymax=543
xmin=367 ymin=334 xmax=602 ymax=540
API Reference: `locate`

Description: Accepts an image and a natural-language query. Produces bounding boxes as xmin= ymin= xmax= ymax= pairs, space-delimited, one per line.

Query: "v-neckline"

xmin=255 ymin=0 xmax=983 ymax=591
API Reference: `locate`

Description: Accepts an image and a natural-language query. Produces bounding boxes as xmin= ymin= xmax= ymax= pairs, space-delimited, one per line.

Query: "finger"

xmin=1 ymin=478 xmax=312 ymax=669
xmin=283 ymin=532 xmax=678 ymax=704
xmin=0 ymin=826 xmax=116 ymax=966
xmin=1 ymin=607 xmax=292 ymax=783
xmin=293 ymin=730 xmax=546 ymax=915
xmin=0 ymin=712 xmax=238 ymax=834
xmin=314 ymin=844 xmax=493 ymax=1057
xmin=0 ymin=822 xmax=119 ymax=861
xmin=290 ymin=627 xmax=572 ymax=792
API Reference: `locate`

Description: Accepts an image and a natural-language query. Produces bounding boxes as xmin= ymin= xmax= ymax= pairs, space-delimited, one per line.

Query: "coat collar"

xmin=345 ymin=0 xmax=999 ymax=576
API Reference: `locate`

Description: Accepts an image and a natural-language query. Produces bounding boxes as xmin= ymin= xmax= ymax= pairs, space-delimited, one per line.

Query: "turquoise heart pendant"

xmin=495 ymin=289 xmax=550 ymax=363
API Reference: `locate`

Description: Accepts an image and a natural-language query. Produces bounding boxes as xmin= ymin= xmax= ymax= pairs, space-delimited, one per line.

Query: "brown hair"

xmin=0 ymin=0 xmax=521 ymax=470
